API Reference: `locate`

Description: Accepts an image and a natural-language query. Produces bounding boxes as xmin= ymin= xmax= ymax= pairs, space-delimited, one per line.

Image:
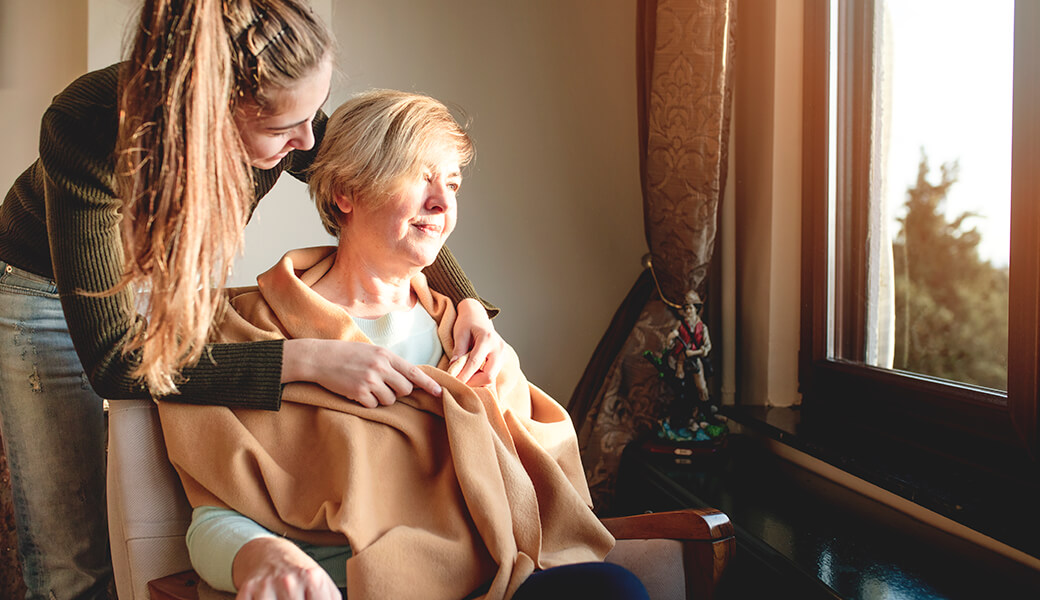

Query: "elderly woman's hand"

xmin=448 ymin=298 xmax=507 ymax=386
xmin=233 ymin=537 xmax=340 ymax=600
xmin=282 ymin=339 xmax=442 ymax=407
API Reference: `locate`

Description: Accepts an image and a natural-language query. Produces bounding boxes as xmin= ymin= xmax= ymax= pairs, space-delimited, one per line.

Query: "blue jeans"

xmin=513 ymin=562 xmax=649 ymax=600
xmin=463 ymin=563 xmax=648 ymax=600
xmin=0 ymin=259 xmax=112 ymax=599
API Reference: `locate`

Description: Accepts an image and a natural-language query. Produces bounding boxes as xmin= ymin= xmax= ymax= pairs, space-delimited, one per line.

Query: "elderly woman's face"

xmin=339 ymin=144 xmax=462 ymax=272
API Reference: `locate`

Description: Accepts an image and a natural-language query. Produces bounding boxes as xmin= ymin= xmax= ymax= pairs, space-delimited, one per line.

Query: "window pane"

xmin=848 ymin=0 xmax=1014 ymax=390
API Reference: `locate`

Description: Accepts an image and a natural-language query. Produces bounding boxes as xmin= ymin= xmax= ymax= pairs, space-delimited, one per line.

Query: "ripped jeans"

xmin=0 ymin=259 xmax=112 ymax=600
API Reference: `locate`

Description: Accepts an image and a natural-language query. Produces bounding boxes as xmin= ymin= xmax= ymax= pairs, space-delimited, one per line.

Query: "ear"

xmin=333 ymin=191 xmax=355 ymax=215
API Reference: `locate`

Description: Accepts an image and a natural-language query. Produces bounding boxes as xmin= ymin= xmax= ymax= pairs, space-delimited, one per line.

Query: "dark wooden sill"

xmin=614 ymin=432 xmax=1040 ymax=599
xmin=723 ymin=405 xmax=1040 ymax=563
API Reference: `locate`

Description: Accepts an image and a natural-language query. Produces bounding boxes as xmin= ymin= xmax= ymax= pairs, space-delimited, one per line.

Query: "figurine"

xmin=643 ymin=291 xmax=727 ymax=445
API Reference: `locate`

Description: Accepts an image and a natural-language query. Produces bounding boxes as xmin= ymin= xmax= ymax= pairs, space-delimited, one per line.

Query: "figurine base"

xmin=637 ymin=431 xmax=727 ymax=464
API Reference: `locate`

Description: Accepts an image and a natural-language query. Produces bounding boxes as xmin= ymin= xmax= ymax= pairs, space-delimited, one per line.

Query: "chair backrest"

xmin=107 ymin=399 xmax=194 ymax=600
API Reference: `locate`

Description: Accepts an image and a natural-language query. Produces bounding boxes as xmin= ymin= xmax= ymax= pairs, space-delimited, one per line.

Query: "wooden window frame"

xmin=799 ymin=0 xmax=1039 ymax=473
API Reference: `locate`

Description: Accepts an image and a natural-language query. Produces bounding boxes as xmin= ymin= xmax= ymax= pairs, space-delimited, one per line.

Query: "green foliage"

xmin=892 ymin=153 xmax=1008 ymax=390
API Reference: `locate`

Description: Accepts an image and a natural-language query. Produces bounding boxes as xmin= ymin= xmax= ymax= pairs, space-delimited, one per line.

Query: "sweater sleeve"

xmin=38 ymin=67 xmax=284 ymax=408
xmin=425 ymin=246 xmax=499 ymax=318
xmin=186 ymin=506 xmax=278 ymax=593
xmin=186 ymin=506 xmax=351 ymax=592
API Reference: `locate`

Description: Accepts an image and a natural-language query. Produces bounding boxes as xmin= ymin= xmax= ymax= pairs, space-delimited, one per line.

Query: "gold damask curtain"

xmin=572 ymin=0 xmax=735 ymax=511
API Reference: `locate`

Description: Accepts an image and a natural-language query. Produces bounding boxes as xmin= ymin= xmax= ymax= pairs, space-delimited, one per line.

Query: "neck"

xmin=311 ymin=245 xmax=420 ymax=319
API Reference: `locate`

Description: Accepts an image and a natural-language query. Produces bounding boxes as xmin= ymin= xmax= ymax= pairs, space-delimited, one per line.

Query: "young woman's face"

xmin=235 ymin=59 xmax=333 ymax=170
xmin=337 ymin=144 xmax=462 ymax=274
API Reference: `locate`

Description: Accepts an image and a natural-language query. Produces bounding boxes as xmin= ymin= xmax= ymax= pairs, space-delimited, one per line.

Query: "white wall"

xmin=730 ymin=0 xmax=802 ymax=407
xmin=325 ymin=0 xmax=644 ymax=400
xmin=86 ymin=0 xmax=138 ymax=71
xmin=1 ymin=0 xmax=645 ymax=402
xmin=0 ymin=0 xmax=88 ymax=192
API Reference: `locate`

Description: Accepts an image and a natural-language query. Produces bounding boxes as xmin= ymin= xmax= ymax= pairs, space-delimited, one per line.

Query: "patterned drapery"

xmin=574 ymin=0 xmax=735 ymax=512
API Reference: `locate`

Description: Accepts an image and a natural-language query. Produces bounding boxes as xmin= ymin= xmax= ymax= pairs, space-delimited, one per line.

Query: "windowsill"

xmin=722 ymin=404 xmax=1040 ymax=566
xmin=614 ymin=428 xmax=1040 ymax=598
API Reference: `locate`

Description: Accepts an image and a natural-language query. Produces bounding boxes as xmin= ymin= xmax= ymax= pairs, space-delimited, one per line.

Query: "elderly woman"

xmin=157 ymin=90 xmax=648 ymax=600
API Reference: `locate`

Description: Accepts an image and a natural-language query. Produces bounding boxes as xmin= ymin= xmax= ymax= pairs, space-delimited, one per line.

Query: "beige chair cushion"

xmin=607 ymin=538 xmax=686 ymax=600
xmin=107 ymin=399 xmax=194 ymax=600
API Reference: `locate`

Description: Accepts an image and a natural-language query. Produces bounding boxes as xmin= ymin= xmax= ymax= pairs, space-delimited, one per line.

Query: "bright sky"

xmin=882 ymin=0 xmax=1015 ymax=267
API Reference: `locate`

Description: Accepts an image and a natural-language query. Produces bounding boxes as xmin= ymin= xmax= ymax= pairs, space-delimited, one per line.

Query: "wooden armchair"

xmin=108 ymin=399 xmax=734 ymax=600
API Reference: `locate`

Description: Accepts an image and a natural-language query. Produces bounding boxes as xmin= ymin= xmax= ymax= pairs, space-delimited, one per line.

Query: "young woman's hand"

xmin=282 ymin=339 xmax=441 ymax=407
xmin=233 ymin=537 xmax=339 ymax=600
xmin=448 ymin=298 xmax=507 ymax=386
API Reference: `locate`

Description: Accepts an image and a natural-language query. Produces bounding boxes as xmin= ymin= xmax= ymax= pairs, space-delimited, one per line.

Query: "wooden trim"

xmin=683 ymin=535 xmax=736 ymax=600
xmin=601 ymin=507 xmax=734 ymax=542
xmin=799 ymin=0 xmax=831 ymax=402
xmin=812 ymin=361 xmax=1018 ymax=450
xmin=1007 ymin=0 xmax=1040 ymax=458
xmin=832 ymin=0 xmax=874 ymax=361
xmin=799 ymin=0 xmax=1038 ymax=467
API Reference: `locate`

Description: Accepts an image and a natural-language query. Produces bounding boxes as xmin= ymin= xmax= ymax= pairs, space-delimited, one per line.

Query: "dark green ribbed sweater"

xmin=0 ymin=64 xmax=492 ymax=410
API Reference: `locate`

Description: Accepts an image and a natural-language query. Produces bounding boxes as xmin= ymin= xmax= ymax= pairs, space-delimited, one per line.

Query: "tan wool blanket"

xmin=158 ymin=247 xmax=614 ymax=600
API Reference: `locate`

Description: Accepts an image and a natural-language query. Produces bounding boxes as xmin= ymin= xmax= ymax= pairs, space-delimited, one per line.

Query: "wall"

xmin=729 ymin=0 xmax=803 ymax=407
xmin=0 ymin=0 xmax=88 ymax=192
xmin=325 ymin=1 xmax=644 ymax=400
xmin=0 ymin=0 xmax=645 ymax=402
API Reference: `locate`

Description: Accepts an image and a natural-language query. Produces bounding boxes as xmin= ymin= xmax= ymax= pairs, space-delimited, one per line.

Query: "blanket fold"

xmin=158 ymin=247 xmax=613 ymax=600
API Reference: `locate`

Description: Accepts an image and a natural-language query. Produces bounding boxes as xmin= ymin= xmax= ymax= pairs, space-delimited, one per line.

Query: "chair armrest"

xmin=149 ymin=570 xmax=236 ymax=600
xmin=602 ymin=509 xmax=735 ymax=600
xmin=148 ymin=570 xmax=199 ymax=600
xmin=601 ymin=508 xmax=734 ymax=541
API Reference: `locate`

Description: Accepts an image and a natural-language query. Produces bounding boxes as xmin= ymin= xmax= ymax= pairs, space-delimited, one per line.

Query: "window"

xmin=800 ymin=0 xmax=1038 ymax=470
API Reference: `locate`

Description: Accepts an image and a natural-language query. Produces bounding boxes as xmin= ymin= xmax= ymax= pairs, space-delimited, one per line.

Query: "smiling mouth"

xmin=412 ymin=223 xmax=443 ymax=235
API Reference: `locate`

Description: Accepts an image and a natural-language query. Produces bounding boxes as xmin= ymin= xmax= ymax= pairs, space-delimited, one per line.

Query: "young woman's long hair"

xmin=115 ymin=0 xmax=333 ymax=395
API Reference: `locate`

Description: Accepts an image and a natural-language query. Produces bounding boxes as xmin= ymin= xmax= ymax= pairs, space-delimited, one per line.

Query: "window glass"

xmin=837 ymin=0 xmax=1014 ymax=391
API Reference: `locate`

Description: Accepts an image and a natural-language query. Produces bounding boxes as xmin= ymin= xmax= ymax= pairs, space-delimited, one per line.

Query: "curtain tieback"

xmin=642 ymin=253 xmax=691 ymax=311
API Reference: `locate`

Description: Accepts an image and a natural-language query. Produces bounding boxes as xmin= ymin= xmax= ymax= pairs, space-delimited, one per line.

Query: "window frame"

xmin=799 ymin=0 xmax=1038 ymax=471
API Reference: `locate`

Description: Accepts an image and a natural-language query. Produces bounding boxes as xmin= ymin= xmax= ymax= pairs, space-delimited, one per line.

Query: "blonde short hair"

xmin=309 ymin=89 xmax=474 ymax=237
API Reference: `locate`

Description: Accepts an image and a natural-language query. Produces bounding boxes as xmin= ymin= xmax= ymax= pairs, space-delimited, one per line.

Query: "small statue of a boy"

xmin=643 ymin=291 xmax=727 ymax=444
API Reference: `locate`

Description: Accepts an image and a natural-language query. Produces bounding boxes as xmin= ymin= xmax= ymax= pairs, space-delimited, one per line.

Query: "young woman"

xmin=0 ymin=2 xmax=502 ymax=598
